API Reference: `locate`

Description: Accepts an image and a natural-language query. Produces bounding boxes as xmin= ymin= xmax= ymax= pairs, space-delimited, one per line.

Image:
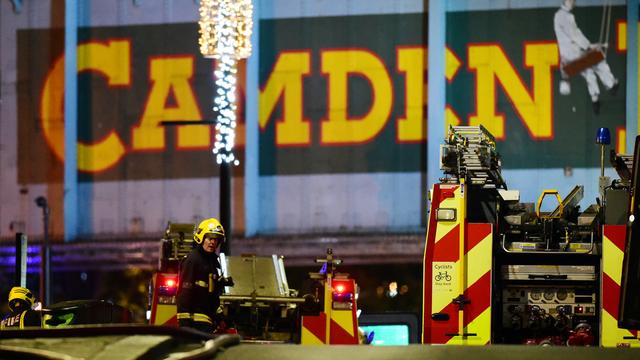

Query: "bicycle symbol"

xmin=435 ymin=271 xmax=452 ymax=282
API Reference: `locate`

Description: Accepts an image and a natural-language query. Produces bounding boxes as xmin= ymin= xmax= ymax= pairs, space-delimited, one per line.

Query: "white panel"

xmin=447 ymin=0 xmax=625 ymax=12
xmin=261 ymin=0 xmax=424 ymax=19
xmin=260 ymin=173 xmax=423 ymax=234
xmin=81 ymin=0 xmax=200 ymax=27
xmin=503 ymin=167 xmax=617 ymax=212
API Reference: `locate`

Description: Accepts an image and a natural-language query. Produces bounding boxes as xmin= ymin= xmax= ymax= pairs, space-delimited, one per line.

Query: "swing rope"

xmin=598 ymin=0 xmax=612 ymax=58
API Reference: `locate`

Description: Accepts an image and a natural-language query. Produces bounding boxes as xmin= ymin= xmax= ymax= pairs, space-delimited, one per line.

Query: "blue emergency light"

xmin=596 ymin=127 xmax=611 ymax=145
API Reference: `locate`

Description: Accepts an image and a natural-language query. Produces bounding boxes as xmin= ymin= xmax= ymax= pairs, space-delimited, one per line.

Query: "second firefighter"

xmin=176 ymin=218 xmax=233 ymax=333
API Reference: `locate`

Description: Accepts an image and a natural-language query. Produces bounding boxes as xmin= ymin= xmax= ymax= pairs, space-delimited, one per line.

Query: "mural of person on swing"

xmin=554 ymin=0 xmax=619 ymax=114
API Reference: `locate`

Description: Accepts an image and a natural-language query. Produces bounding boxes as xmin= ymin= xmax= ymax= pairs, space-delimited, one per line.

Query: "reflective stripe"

xmin=177 ymin=313 xmax=193 ymax=320
xmin=195 ymin=280 xmax=208 ymax=288
xmin=193 ymin=313 xmax=212 ymax=324
xmin=209 ymin=273 xmax=214 ymax=292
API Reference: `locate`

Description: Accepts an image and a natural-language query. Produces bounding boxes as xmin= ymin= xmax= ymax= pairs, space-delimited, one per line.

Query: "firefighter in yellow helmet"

xmin=176 ymin=218 xmax=234 ymax=334
xmin=1 ymin=287 xmax=41 ymax=329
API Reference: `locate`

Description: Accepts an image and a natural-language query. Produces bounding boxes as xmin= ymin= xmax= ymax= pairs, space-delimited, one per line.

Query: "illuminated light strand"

xmin=198 ymin=0 xmax=253 ymax=166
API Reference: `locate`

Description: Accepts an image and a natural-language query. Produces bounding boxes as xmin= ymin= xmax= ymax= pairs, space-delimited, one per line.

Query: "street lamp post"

xmin=199 ymin=0 xmax=253 ymax=255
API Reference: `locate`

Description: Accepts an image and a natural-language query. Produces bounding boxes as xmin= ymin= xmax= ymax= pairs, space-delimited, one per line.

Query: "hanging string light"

xmin=199 ymin=0 xmax=253 ymax=165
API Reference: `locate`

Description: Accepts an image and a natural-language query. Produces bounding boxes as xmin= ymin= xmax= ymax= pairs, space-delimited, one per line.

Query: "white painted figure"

xmin=554 ymin=0 xmax=618 ymax=113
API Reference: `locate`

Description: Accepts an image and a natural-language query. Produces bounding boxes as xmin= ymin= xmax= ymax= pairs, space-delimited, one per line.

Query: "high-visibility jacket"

xmin=1 ymin=309 xmax=41 ymax=329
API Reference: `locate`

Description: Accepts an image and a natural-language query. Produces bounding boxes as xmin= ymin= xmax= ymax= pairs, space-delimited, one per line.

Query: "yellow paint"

xmin=432 ymin=261 xmax=457 ymax=313
xmin=618 ymin=22 xmax=627 ymax=51
xmin=601 ymin=229 xmax=639 ymax=347
xmin=465 ymin=232 xmax=492 ymax=287
xmin=445 ymin=108 xmax=462 ymax=133
xmin=536 ymin=189 xmax=562 ymax=218
xmin=446 ymin=307 xmax=491 ymax=345
xmin=259 ymin=51 xmax=311 ymax=145
xmin=320 ymin=49 xmax=392 ymax=144
xmin=132 ymin=56 xmax=206 ymax=150
xmin=40 ymin=40 xmax=129 ymax=172
xmin=434 ymin=187 xmax=462 ymax=244
xmin=617 ymin=128 xmax=626 ymax=155
xmin=397 ymin=47 xmax=427 ymax=142
xmin=324 ymin=276 xmax=332 ymax=344
xmin=396 ymin=47 xmax=461 ymax=142
xmin=468 ymin=43 xmax=558 ymax=140
xmin=331 ymin=309 xmax=355 ymax=336
xmin=603 ymin=236 xmax=624 ymax=286
xmin=154 ymin=304 xmax=177 ymax=325
xmin=445 ymin=48 xmax=462 ymax=80
xmin=601 ymin=310 xmax=640 ymax=347
xmin=423 ymin=185 xmax=436 ymax=343
xmin=457 ymin=179 xmax=466 ymax=338
xmin=301 ymin=326 xmax=325 ymax=345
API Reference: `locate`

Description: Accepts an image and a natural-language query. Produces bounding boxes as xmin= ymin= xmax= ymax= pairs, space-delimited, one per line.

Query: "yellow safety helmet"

xmin=9 ymin=286 xmax=35 ymax=307
xmin=194 ymin=218 xmax=225 ymax=245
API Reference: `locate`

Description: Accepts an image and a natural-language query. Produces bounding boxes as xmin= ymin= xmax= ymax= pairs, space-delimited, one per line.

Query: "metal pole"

xmin=44 ymin=204 xmax=50 ymax=305
xmin=245 ymin=0 xmax=260 ymax=238
xmin=15 ymin=233 xmax=27 ymax=287
xmin=600 ymin=144 xmax=605 ymax=177
xmin=220 ymin=161 xmax=231 ymax=255
xmin=37 ymin=196 xmax=51 ymax=306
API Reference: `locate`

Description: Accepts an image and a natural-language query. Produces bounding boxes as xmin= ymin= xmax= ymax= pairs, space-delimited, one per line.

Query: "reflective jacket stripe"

xmin=177 ymin=312 xmax=193 ymax=320
xmin=193 ymin=313 xmax=213 ymax=324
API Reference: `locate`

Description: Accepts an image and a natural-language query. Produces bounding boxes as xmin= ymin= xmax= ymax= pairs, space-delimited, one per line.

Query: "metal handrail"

xmin=500 ymin=232 xmax=595 ymax=255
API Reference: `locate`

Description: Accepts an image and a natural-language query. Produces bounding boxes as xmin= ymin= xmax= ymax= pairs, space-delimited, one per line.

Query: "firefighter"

xmin=553 ymin=0 xmax=618 ymax=114
xmin=176 ymin=218 xmax=233 ymax=334
xmin=1 ymin=287 xmax=41 ymax=329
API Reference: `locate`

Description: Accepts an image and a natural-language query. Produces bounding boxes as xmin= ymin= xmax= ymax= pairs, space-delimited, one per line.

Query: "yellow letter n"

xmin=468 ymin=43 xmax=558 ymax=140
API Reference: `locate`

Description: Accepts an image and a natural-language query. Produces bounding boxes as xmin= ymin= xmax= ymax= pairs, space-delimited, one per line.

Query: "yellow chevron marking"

xmin=434 ymin=200 xmax=460 ymax=244
xmin=331 ymin=310 xmax=355 ymax=336
xmin=465 ymin=233 xmax=492 ymax=287
xmin=603 ymin=237 xmax=624 ymax=286
xmin=434 ymin=220 xmax=459 ymax=245
xmin=601 ymin=310 xmax=640 ymax=347
xmin=434 ymin=188 xmax=462 ymax=244
xmin=431 ymin=234 xmax=492 ymax=313
xmin=301 ymin=326 xmax=325 ymax=345
xmin=445 ymin=307 xmax=491 ymax=345
xmin=154 ymin=304 xmax=176 ymax=325
xmin=432 ymin=261 xmax=458 ymax=313
xmin=431 ymin=233 xmax=491 ymax=314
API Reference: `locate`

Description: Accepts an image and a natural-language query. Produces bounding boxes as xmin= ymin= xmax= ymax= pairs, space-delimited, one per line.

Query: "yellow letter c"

xmin=40 ymin=40 xmax=130 ymax=173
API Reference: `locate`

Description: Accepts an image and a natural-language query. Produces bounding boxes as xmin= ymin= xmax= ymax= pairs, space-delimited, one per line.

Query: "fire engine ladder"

xmin=440 ymin=125 xmax=506 ymax=189
xmin=611 ymin=151 xmax=635 ymax=184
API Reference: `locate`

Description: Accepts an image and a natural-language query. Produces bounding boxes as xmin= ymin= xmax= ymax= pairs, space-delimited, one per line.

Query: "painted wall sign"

xmin=17 ymin=8 xmax=628 ymax=184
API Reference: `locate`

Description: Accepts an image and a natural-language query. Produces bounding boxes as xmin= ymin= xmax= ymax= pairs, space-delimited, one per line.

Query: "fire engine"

xmin=422 ymin=125 xmax=640 ymax=347
xmin=300 ymin=249 xmax=360 ymax=345
xmin=148 ymin=223 xmax=360 ymax=344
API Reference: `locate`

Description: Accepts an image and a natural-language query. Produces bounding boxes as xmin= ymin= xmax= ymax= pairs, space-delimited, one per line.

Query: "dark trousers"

xmin=179 ymin=319 xmax=214 ymax=335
